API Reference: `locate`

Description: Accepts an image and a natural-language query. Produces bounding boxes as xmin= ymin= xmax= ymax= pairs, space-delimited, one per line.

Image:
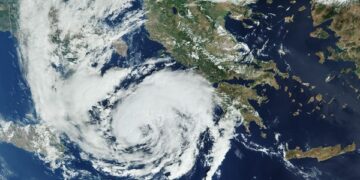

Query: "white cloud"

xmin=15 ymin=0 xmax=244 ymax=179
xmin=108 ymin=70 xmax=216 ymax=178
xmin=206 ymin=0 xmax=256 ymax=4
xmin=17 ymin=0 xmax=138 ymax=155
xmin=0 ymin=118 xmax=64 ymax=169
xmin=314 ymin=0 xmax=355 ymax=4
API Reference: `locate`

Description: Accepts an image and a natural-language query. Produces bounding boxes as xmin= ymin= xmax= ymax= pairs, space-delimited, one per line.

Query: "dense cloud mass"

xmin=109 ymin=70 xmax=216 ymax=178
xmin=1 ymin=0 xmax=356 ymax=179
xmin=15 ymin=0 xmax=243 ymax=179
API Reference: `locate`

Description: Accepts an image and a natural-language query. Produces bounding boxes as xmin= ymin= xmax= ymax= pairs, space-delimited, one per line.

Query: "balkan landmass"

xmin=144 ymin=0 xmax=358 ymax=163
xmin=144 ymin=0 xmax=287 ymax=131
xmin=0 ymin=0 xmax=357 ymax=169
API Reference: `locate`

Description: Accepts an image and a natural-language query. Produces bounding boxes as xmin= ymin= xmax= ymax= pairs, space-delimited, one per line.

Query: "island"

xmin=285 ymin=143 xmax=356 ymax=162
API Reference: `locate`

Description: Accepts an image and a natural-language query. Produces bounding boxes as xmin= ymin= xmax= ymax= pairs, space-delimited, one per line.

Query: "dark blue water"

xmin=220 ymin=0 xmax=360 ymax=179
xmin=2 ymin=0 xmax=360 ymax=179
xmin=0 ymin=31 xmax=60 ymax=179
xmin=219 ymin=140 xmax=302 ymax=180
xmin=0 ymin=32 xmax=34 ymax=122
xmin=104 ymin=0 xmax=143 ymax=27
xmin=0 ymin=143 xmax=61 ymax=180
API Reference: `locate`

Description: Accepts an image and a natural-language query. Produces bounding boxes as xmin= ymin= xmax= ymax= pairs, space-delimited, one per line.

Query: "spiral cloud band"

xmin=109 ymin=70 xmax=216 ymax=178
xmin=15 ymin=0 xmax=243 ymax=179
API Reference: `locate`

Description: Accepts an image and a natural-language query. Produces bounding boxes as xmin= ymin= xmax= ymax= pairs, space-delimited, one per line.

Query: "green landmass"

xmin=145 ymin=0 xmax=251 ymax=82
xmin=0 ymin=0 xmax=18 ymax=33
xmin=0 ymin=0 xmax=357 ymax=168
xmin=144 ymin=0 xmax=288 ymax=131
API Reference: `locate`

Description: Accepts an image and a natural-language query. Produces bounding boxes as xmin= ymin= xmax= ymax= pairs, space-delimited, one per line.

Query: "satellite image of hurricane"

xmin=0 ymin=0 xmax=360 ymax=179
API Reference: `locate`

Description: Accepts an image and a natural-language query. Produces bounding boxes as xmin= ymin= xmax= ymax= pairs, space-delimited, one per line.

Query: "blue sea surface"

xmin=0 ymin=32 xmax=61 ymax=179
xmin=220 ymin=0 xmax=360 ymax=179
xmin=0 ymin=32 xmax=33 ymax=122
xmin=1 ymin=0 xmax=360 ymax=178
xmin=0 ymin=143 xmax=60 ymax=180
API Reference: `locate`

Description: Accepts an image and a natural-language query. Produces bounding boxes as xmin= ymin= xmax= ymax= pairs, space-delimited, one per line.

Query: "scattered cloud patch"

xmin=315 ymin=0 xmax=356 ymax=5
xmin=206 ymin=0 xmax=255 ymax=4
